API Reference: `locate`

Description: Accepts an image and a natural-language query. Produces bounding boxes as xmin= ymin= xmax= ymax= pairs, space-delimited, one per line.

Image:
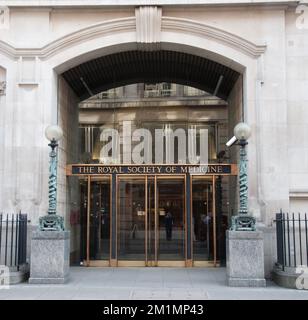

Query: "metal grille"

xmin=0 ymin=213 xmax=28 ymax=269
xmin=275 ymin=212 xmax=308 ymax=270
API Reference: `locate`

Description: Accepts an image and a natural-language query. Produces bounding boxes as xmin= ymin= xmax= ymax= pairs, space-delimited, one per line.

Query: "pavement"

xmin=0 ymin=267 xmax=308 ymax=300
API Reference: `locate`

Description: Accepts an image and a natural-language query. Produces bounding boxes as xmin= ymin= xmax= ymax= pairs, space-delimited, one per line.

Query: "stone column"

xmin=226 ymin=230 xmax=266 ymax=287
xmin=29 ymin=230 xmax=70 ymax=284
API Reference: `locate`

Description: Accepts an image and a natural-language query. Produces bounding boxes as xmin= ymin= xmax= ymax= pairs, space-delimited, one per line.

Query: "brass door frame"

xmin=116 ymin=175 xmax=147 ymax=266
xmin=145 ymin=175 xmax=148 ymax=266
xmin=116 ymin=174 xmax=186 ymax=267
xmin=146 ymin=176 xmax=156 ymax=267
xmin=83 ymin=175 xmax=112 ymax=267
xmin=154 ymin=175 xmax=157 ymax=265
xmin=155 ymin=175 xmax=186 ymax=267
xmin=86 ymin=176 xmax=91 ymax=266
xmin=190 ymin=175 xmax=217 ymax=267
xmin=81 ymin=173 xmax=218 ymax=268
xmin=212 ymin=175 xmax=217 ymax=267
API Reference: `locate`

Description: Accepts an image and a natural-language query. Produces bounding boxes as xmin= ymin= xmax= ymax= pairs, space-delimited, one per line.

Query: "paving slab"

xmin=1 ymin=267 xmax=308 ymax=300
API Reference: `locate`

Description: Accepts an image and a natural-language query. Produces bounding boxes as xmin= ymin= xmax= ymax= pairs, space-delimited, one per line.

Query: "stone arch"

xmin=43 ymin=15 xmax=264 ymax=221
xmin=44 ymin=15 xmax=265 ymax=74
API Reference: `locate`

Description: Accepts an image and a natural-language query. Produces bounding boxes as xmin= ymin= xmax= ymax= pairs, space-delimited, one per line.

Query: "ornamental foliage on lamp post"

xmin=39 ymin=125 xmax=65 ymax=231
xmin=231 ymin=122 xmax=256 ymax=231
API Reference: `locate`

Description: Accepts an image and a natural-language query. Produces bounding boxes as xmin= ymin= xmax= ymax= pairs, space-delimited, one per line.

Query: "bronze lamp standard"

xmin=39 ymin=125 xmax=64 ymax=231
xmin=231 ymin=122 xmax=256 ymax=231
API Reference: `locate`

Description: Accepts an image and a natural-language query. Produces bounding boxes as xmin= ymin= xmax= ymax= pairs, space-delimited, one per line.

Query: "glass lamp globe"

xmin=45 ymin=125 xmax=63 ymax=142
xmin=234 ymin=122 xmax=251 ymax=141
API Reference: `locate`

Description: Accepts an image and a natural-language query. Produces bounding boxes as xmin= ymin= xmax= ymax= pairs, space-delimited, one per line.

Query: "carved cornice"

xmin=0 ymin=17 xmax=136 ymax=59
xmin=162 ymin=17 xmax=267 ymax=58
xmin=0 ymin=15 xmax=266 ymax=60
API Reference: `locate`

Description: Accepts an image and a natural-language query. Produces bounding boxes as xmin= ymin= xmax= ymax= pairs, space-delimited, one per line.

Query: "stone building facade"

xmin=0 ymin=1 xmax=307 ymax=277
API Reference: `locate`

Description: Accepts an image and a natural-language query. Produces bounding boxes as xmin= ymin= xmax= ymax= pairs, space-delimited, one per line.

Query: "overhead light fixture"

xmin=80 ymin=77 xmax=93 ymax=96
xmin=213 ymin=75 xmax=224 ymax=97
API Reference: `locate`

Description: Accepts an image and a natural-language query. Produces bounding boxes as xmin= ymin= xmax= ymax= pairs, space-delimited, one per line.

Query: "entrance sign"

xmin=67 ymin=164 xmax=237 ymax=176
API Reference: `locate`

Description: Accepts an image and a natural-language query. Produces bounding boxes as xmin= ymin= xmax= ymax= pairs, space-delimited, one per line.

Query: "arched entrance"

xmin=44 ymin=13 xmax=265 ymax=267
xmin=61 ymin=49 xmax=240 ymax=267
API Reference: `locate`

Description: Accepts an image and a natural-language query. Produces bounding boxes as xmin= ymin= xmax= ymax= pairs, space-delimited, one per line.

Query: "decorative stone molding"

xmin=18 ymin=56 xmax=39 ymax=85
xmin=0 ymin=81 xmax=6 ymax=95
xmin=135 ymin=6 xmax=162 ymax=51
xmin=0 ymin=6 xmax=9 ymax=30
xmin=1 ymin=1 xmax=299 ymax=5
xmin=162 ymin=17 xmax=267 ymax=58
xmin=0 ymin=15 xmax=266 ymax=60
xmin=0 ymin=17 xmax=136 ymax=60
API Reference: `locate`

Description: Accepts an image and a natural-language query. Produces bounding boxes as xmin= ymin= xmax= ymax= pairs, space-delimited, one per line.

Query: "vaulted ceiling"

xmin=62 ymin=50 xmax=240 ymax=101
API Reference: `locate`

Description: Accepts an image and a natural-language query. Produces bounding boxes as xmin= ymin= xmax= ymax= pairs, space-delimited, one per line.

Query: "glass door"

xmin=191 ymin=176 xmax=216 ymax=266
xmin=156 ymin=177 xmax=185 ymax=265
xmin=117 ymin=175 xmax=186 ymax=266
xmin=80 ymin=176 xmax=111 ymax=266
xmin=80 ymin=174 xmax=218 ymax=267
xmin=117 ymin=177 xmax=146 ymax=265
xmin=147 ymin=177 xmax=156 ymax=266
xmin=89 ymin=178 xmax=111 ymax=261
xmin=146 ymin=176 xmax=186 ymax=266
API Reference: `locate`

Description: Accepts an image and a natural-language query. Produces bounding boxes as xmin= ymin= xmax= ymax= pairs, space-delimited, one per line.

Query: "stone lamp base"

xmin=226 ymin=230 xmax=266 ymax=287
xmin=29 ymin=230 xmax=70 ymax=284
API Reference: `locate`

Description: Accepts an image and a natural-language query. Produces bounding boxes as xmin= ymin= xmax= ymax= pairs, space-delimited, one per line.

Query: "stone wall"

xmin=285 ymin=9 xmax=308 ymax=211
xmin=217 ymin=121 xmax=231 ymax=218
xmin=58 ymin=76 xmax=80 ymax=262
xmin=0 ymin=67 xmax=6 ymax=212
xmin=0 ymin=1 xmax=307 ymax=270
xmin=227 ymin=76 xmax=242 ymax=219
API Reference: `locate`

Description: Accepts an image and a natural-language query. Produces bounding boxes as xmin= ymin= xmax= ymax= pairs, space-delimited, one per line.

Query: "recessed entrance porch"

xmin=59 ymin=46 xmax=245 ymax=266
xmin=67 ymin=164 xmax=237 ymax=267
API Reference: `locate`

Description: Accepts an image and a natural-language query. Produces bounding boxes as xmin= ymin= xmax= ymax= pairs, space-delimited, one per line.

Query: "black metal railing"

xmin=0 ymin=213 xmax=28 ymax=269
xmin=275 ymin=212 xmax=308 ymax=270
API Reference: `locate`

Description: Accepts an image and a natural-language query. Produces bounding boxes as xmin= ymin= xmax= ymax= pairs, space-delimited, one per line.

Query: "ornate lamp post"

xmin=231 ymin=122 xmax=256 ymax=231
xmin=226 ymin=122 xmax=265 ymax=288
xmin=39 ymin=125 xmax=65 ymax=231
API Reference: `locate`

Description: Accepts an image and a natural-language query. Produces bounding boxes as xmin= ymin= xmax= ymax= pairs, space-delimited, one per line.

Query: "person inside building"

xmin=164 ymin=209 xmax=174 ymax=241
